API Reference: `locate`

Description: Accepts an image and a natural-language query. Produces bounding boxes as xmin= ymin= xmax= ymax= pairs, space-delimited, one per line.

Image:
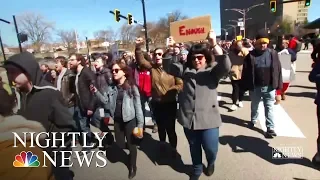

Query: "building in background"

xmin=283 ymin=0 xmax=308 ymax=24
xmin=220 ymin=0 xmax=309 ymax=40
xmin=296 ymin=0 xmax=309 ymax=23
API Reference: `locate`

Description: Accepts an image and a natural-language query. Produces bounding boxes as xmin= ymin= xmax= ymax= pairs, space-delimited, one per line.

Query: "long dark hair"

xmin=112 ymin=60 xmax=136 ymax=96
xmin=186 ymin=42 xmax=214 ymax=69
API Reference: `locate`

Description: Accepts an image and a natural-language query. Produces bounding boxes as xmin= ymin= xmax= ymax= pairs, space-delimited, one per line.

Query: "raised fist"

xmin=135 ymin=37 xmax=144 ymax=45
xmin=207 ymin=29 xmax=217 ymax=45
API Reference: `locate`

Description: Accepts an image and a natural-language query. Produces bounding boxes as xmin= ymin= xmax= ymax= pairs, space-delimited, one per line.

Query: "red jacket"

xmin=288 ymin=37 xmax=298 ymax=50
xmin=134 ymin=69 xmax=152 ymax=97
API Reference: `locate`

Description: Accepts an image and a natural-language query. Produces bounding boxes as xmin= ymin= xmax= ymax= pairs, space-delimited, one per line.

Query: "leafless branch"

xmin=17 ymin=12 xmax=54 ymax=51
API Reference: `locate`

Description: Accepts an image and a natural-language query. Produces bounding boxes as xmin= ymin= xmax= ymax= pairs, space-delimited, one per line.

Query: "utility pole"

xmin=226 ymin=24 xmax=237 ymax=39
xmin=13 ymin=15 xmax=22 ymax=53
xmin=0 ymin=19 xmax=11 ymax=61
xmin=265 ymin=22 xmax=267 ymax=31
xmin=221 ymin=28 xmax=227 ymax=40
xmin=74 ymin=29 xmax=79 ymax=53
xmin=85 ymin=37 xmax=91 ymax=67
xmin=0 ymin=31 xmax=6 ymax=61
xmin=141 ymin=0 xmax=149 ymax=52
xmin=225 ymin=3 xmax=264 ymax=38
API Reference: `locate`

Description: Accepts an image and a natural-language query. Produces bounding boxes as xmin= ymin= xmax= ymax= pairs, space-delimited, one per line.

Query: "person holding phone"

xmin=90 ymin=60 xmax=144 ymax=179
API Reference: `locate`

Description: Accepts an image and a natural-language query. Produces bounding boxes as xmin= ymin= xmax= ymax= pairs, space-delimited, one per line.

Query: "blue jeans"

xmin=184 ymin=127 xmax=219 ymax=176
xmin=250 ymin=86 xmax=275 ymax=129
xmin=74 ymin=106 xmax=92 ymax=144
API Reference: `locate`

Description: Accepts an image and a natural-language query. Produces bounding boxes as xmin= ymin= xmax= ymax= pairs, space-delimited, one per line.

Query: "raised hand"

xmin=135 ymin=37 xmax=144 ymax=46
xmin=207 ymin=29 xmax=217 ymax=45
xmin=168 ymin=36 xmax=175 ymax=46
xmin=89 ymin=84 xmax=97 ymax=93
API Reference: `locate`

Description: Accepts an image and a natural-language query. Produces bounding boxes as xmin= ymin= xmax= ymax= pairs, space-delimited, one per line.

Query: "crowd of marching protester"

xmin=0 ymin=28 xmax=320 ymax=180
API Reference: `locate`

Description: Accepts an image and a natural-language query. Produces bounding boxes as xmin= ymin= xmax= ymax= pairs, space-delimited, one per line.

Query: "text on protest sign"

xmin=170 ymin=15 xmax=211 ymax=43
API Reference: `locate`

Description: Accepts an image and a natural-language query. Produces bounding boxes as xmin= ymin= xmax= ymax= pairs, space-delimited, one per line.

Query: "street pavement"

xmin=70 ymin=52 xmax=320 ymax=180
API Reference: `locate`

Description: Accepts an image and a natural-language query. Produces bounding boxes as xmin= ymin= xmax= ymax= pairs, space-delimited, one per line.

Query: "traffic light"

xmin=127 ymin=13 xmax=133 ymax=25
xmin=305 ymin=0 xmax=311 ymax=7
xmin=270 ymin=1 xmax=276 ymax=13
xmin=114 ymin=9 xmax=120 ymax=22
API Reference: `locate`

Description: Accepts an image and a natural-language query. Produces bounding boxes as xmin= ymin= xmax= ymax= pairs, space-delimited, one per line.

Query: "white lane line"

xmin=257 ymin=102 xmax=305 ymax=138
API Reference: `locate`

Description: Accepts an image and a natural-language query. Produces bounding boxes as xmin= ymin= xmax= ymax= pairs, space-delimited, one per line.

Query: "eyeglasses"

xmin=156 ymin=53 xmax=163 ymax=57
xmin=112 ymin=69 xmax=121 ymax=73
xmin=193 ymin=55 xmax=204 ymax=61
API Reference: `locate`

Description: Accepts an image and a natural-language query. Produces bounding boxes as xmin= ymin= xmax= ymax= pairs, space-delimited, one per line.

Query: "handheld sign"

xmin=170 ymin=15 xmax=211 ymax=43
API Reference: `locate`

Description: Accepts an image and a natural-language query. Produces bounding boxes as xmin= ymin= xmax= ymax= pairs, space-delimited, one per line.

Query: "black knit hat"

xmin=256 ymin=29 xmax=269 ymax=40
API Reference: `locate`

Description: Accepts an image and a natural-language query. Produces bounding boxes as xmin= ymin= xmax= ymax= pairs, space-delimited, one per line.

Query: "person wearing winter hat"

xmin=180 ymin=50 xmax=188 ymax=64
xmin=240 ymin=29 xmax=283 ymax=138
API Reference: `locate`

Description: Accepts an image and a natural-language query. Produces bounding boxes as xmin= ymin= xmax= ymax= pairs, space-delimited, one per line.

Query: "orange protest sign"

xmin=170 ymin=15 xmax=211 ymax=43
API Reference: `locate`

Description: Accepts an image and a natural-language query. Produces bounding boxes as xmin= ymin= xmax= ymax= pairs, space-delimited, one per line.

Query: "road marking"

xmin=257 ymin=102 xmax=305 ymax=138
xmin=298 ymin=50 xmax=312 ymax=54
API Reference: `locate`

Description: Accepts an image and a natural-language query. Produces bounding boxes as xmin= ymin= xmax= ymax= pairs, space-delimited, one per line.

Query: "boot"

xmin=189 ymin=174 xmax=200 ymax=180
xmin=128 ymin=166 xmax=137 ymax=179
xmin=281 ymin=93 xmax=286 ymax=100
xmin=206 ymin=163 xmax=215 ymax=176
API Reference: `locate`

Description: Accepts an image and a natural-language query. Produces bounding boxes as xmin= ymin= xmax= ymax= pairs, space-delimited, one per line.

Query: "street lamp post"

xmin=221 ymin=28 xmax=227 ymax=40
xmin=225 ymin=3 xmax=264 ymax=38
xmin=226 ymin=24 xmax=237 ymax=39
xmin=229 ymin=18 xmax=252 ymax=24
xmin=229 ymin=18 xmax=252 ymax=36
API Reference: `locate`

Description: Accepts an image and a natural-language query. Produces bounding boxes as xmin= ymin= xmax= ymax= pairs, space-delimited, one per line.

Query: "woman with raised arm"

xmin=170 ymin=30 xmax=231 ymax=180
xmin=90 ymin=60 xmax=144 ymax=179
xmin=135 ymin=38 xmax=183 ymax=158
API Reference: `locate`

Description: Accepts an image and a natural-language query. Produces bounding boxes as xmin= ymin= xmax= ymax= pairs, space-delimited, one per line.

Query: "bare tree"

xmin=18 ymin=12 xmax=54 ymax=51
xmin=136 ymin=22 xmax=166 ymax=45
xmin=119 ymin=24 xmax=136 ymax=44
xmin=56 ymin=30 xmax=76 ymax=51
xmin=93 ymin=28 xmax=116 ymax=42
xmin=156 ymin=10 xmax=188 ymax=37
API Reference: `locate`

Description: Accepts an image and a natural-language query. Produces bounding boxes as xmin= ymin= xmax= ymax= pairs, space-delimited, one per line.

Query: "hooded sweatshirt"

xmin=0 ymin=115 xmax=54 ymax=180
xmin=4 ymin=52 xmax=76 ymax=143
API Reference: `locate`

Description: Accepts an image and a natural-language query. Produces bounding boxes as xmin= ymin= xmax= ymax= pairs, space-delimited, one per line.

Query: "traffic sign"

xmin=238 ymin=22 xmax=244 ymax=27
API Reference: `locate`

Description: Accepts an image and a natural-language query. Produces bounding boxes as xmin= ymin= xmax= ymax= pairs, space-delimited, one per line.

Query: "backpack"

xmin=295 ymin=40 xmax=302 ymax=52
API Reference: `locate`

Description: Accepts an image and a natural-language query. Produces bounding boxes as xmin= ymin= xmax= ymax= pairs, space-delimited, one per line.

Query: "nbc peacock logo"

xmin=13 ymin=151 xmax=40 ymax=167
